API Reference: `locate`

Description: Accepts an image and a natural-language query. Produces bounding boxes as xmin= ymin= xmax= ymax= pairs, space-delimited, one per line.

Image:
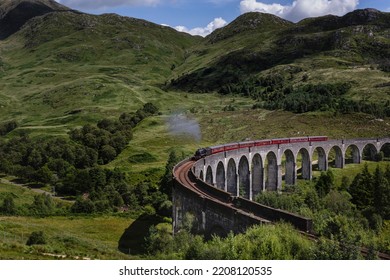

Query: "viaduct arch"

xmin=192 ymin=137 xmax=390 ymax=200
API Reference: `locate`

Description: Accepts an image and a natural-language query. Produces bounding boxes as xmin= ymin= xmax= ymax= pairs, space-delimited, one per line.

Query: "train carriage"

xmin=224 ymin=143 xmax=240 ymax=152
xmin=271 ymin=138 xmax=290 ymax=145
xmin=309 ymin=136 xmax=328 ymax=142
xmin=254 ymin=139 xmax=272 ymax=146
xmin=239 ymin=141 xmax=255 ymax=149
xmin=289 ymin=137 xmax=309 ymax=143
xmin=210 ymin=145 xmax=225 ymax=154
xmin=193 ymin=136 xmax=328 ymax=159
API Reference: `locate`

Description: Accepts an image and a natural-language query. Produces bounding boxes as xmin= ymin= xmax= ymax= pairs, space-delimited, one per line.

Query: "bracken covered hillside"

xmin=169 ymin=9 xmax=390 ymax=99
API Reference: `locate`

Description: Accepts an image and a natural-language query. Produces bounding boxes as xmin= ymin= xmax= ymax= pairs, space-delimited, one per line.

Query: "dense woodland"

xmin=0 ymin=103 xmax=172 ymax=216
xmin=221 ymin=74 xmax=390 ymax=118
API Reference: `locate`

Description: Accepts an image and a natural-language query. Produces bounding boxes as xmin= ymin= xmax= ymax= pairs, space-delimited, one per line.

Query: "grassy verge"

xmin=0 ymin=215 xmax=136 ymax=260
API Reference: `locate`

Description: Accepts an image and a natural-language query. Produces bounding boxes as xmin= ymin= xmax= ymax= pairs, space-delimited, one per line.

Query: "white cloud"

xmin=174 ymin=17 xmax=228 ymax=37
xmin=240 ymin=0 xmax=359 ymax=22
xmin=57 ymin=0 xmax=161 ymax=10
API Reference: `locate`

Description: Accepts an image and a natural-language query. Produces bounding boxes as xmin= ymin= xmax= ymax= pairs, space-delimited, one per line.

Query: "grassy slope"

xmin=0 ymin=215 xmax=135 ymax=259
xmin=169 ymin=10 xmax=390 ymax=101
xmin=0 ymin=178 xmax=134 ymax=259
xmin=0 ymin=11 xmax=200 ymax=136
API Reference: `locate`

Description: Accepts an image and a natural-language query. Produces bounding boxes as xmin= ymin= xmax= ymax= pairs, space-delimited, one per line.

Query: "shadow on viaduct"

xmin=173 ymin=137 xmax=390 ymax=237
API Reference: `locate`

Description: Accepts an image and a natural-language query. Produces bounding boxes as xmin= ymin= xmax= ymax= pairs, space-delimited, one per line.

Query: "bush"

xmin=1 ymin=195 xmax=17 ymax=215
xmin=0 ymin=120 xmax=18 ymax=136
xmin=26 ymin=231 xmax=47 ymax=246
xmin=71 ymin=197 xmax=95 ymax=214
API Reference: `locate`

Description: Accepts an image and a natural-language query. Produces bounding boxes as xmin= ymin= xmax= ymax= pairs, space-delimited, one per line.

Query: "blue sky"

xmin=57 ymin=0 xmax=390 ymax=36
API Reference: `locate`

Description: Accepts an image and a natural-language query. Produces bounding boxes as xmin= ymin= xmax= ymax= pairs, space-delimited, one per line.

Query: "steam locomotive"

xmin=193 ymin=136 xmax=328 ymax=160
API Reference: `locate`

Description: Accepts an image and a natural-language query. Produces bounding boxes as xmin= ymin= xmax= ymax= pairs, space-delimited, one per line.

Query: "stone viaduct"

xmin=192 ymin=137 xmax=390 ymax=201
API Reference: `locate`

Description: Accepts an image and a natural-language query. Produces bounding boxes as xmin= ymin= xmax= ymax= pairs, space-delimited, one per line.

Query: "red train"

xmin=193 ymin=136 xmax=328 ymax=160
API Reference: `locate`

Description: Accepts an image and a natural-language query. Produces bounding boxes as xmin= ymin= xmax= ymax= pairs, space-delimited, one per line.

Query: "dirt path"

xmin=0 ymin=177 xmax=72 ymax=202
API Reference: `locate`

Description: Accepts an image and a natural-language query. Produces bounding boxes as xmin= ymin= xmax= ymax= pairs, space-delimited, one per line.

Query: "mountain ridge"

xmin=169 ymin=8 xmax=390 ymax=93
xmin=0 ymin=0 xmax=73 ymax=39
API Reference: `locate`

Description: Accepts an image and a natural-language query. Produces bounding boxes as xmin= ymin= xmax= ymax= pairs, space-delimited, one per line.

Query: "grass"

xmin=0 ymin=215 xmax=136 ymax=260
xmin=0 ymin=180 xmax=36 ymax=206
xmin=0 ymin=179 xmax=150 ymax=260
xmin=326 ymin=160 xmax=390 ymax=187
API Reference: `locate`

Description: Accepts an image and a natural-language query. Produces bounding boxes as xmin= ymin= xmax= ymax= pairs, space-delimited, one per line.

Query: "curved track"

xmin=174 ymin=160 xmax=269 ymax=223
xmin=174 ymin=159 xmax=390 ymax=260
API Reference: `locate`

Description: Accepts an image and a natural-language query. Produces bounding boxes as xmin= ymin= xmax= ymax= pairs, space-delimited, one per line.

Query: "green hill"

xmin=169 ymin=9 xmax=390 ymax=103
xmin=0 ymin=0 xmax=70 ymax=39
xmin=0 ymin=2 xmax=200 ymax=136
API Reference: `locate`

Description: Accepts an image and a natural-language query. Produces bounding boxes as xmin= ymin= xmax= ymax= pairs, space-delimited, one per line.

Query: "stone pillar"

xmin=285 ymin=160 xmax=296 ymax=185
xmin=236 ymin=172 xmax=240 ymax=197
xmin=277 ymin=164 xmax=282 ymax=192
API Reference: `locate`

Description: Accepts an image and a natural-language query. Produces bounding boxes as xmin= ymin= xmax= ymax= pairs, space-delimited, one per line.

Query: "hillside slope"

xmin=0 ymin=0 xmax=71 ymax=39
xmin=169 ymin=9 xmax=390 ymax=101
xmin=0 ymin=4 xmax=200 ymax=132
xmin=0 ymin=4 xmax=389 ymax=156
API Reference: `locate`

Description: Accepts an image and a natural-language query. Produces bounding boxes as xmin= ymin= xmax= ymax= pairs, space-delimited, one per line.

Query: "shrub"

xmin=26 ymin=231 xmax=47 ymax=246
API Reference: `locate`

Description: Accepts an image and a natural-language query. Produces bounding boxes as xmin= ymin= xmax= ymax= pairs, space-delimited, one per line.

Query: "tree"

xmin=145 ymin=223 xmax=173 ymax=254
xmin=349 ymin=164 xmax=374 ymax=210
xmin=373 ymin=166 xmax=390 ymax=219
xmin=99 ymin=145 xmax=117 ymax=164
xmin=35 ymin=165 xmax=54 ymax=184
xmin=27 ymin=148 xmax=43 ymax=169
xmin=110 ymin=132 xmax=128 ymax=153
xmin=26 ymin=231 xmax=47 ymax=246
xmin=143 ymin=102 xmax=159 ymax=115
xmin=1 ymin=195 xmax=17 ymax=215
xmin=160 ymin=150 xmax=180 ymax=199
xmin=30 ymin=194 xmax=55 ymax=216
xmin=71 ymin=197 xmax=95 ymax=213
xmin=315 ymin=170 xmax=334 ymax=198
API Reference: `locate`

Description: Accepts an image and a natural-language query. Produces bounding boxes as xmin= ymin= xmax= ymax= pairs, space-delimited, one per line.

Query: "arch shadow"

xmin=118 ymin=214 xmax=163 ymax=255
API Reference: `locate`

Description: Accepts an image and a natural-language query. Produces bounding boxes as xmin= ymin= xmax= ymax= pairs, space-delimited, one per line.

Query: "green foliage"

xmin=378 ymin=58 xmax=390 ymax=72
xmin=29 ymin=194 xmax=56 ymax=217
xmin=0 ymin=120 xmax=18 ymax=136
xmin=254 ymin=170 xmax=390 ymax=257
xmin=1 ymin=195 xmax=17 ymax=215
xmin=160 ymin=150 xmax=180 ymax=199
xmin=26 ymin=231 xmax=47 ymax=246
xmin=313 ymin=236 xmax=359 ymax=260
xmin=349 ymin=164 xmax=374 ymax=210
xmin=347 ymin=164 xmax=390 ymax=224
xmin=71 ymin=197 xmax=96 ymax=214
xmin=145 ymin=223 xmax=173 ymax=254
xmin=149 ymin=223 xmax=315 ymax=260
xmin=265 ymin=83 xmax=351 ymax=113
xmin=315 ymin=170 xmax=334 ymax=198
xmin=0 ymin=104 xmax=162 ymax=214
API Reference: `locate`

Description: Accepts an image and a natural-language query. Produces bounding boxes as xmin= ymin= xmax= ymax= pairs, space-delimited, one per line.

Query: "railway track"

xmin=175 ymin=160 xmax=270 ymax=223
xmin=174 ymin=159 xmax=390 ymax=260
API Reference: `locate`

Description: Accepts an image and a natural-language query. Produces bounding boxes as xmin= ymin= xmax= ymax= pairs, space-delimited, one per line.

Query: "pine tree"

xmin=373 ymin=166 xmax=390 ymax=219
xmin=349 ymin=164 xmax=373 ymax=210
xmin=160 ymin=150 xmax=180 ymax=199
